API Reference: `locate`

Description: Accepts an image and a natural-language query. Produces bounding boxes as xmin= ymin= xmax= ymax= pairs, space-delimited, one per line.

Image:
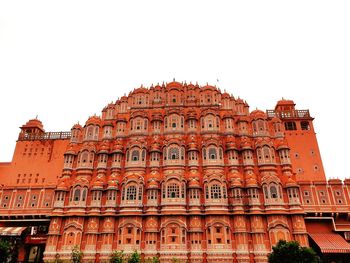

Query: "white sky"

xmin=0 ymin=1 xmax=349 ymax=180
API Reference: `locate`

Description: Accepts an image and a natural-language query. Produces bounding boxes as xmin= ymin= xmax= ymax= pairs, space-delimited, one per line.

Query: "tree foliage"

xmin=268 ymin=240 xmax=319 ymax=263
xmin=0 ymin=239 xmax=10 ymax=263
xmin=110 ymin=250 xmax=125 ymax=263
xmin=127 ymin=250 xmax=141 ymax=263
xmin=71 ymin=245 xmax=83 ymax=263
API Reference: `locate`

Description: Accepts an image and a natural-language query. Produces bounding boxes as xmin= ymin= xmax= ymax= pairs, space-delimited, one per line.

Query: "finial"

xmin=35 ymin=115 xmax=38 ymax=119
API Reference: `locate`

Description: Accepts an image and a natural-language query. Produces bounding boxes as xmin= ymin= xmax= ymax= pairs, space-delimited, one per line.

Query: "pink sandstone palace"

xmin=1 ymin=81 xmax=350 ymax=262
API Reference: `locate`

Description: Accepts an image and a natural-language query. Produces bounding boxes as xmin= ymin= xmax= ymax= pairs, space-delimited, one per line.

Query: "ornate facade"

xmin=1 ymin=81 xmax=350 ymax=262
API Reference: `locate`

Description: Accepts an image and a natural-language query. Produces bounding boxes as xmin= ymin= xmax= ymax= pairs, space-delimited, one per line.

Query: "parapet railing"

xmin=18 ymin=131 xmax=71 ymax=141
xmin=266 ymin=109 xmax=311 ymax=119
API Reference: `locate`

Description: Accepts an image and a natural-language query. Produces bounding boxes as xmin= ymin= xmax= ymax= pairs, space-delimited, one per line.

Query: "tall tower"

xmin=268 ymin=99 xmax=326 ymax=182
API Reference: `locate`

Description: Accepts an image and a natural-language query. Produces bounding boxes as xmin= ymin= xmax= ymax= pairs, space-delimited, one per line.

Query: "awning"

xmin=0 ymin=226 xmax=27 ymax=236
xmin=309 ymin=233 xmax=350 ymax=254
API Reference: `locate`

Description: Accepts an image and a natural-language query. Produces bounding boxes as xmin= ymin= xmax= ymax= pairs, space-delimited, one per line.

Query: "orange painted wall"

xmin=285 ymin=121 xmax=326 ymax=182
xmin=0 ymin=138 xmax=69 ymax=187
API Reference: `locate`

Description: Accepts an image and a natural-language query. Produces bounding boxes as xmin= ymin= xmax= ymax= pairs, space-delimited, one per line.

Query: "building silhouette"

xmin=0 ymin=81 xmax=350 ymax=262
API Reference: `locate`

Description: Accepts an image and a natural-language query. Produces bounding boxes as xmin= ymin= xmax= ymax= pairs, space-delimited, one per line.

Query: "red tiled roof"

xmin=309 ymin=233 xmax=350 ymax=254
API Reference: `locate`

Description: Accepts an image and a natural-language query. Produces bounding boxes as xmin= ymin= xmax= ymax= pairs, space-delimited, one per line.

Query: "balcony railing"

xmin=18 ymin=131 xmax=71 ymax=141
xmin=266 ymin=109 xmax=311 ymax=119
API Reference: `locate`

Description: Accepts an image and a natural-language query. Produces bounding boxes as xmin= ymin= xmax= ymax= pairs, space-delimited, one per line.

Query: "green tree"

xmin=268 ymin=240 xmax=319 ymax=263
xmin=110 ymin=250 xmax=125 ymax=263
xmin=0 ymin=239 xmax=10 ymax=263
xmin=71 ymin=245 xmax=83 ymax=263
xmin=127 ymin=250 xmax=141 ymax=263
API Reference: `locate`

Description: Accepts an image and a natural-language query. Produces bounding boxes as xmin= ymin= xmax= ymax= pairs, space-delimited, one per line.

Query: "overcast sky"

xmin=0 ymin=1 xmax=349 ymax=180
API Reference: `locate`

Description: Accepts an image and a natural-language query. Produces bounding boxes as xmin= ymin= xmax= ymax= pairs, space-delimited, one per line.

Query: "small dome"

xmin=271 ymin=117 xmax=282 ymax=123
xmin=202 ymin=84 xmax=217 ymax=91
xmin=236 ymin=97 xmax=244 ymax=103
xmin=250 ymin=109 xmax=267 ymax=119
xmin=21 ymin=118 xmax=45 ymax=132
xmin=276 ymin=99 xmax=295 ymax=106
xmin=85 ymin=115 xmax=102 ymax=126
xmin=133 ymin=86 xmax=148 ymax=94
xmin=72 ymin=123 xmax=82 ymax=130
xmin=166 ymin=80 xmax=183 ymax=90
xmin=222 ymin=92 xmax=230 ymax=99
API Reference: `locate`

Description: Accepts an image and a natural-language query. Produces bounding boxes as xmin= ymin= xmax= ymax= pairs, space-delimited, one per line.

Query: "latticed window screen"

xmin=210 ymin=184 xmax=222 ymax=199
xmin=208 ymin=148 xmax=217 ymax=159
xmin=168 ymin=147 xmax=179 ymax=160
xmin=126 ymin=185 xmax=137 ymax=200
xmin=131 ymin=150 xmax=140 ymax=161
xmin=167 ymin=183 xmax=180 ymax=198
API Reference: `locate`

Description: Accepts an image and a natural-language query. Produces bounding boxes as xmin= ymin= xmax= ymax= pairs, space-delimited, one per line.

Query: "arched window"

xmin=263 ymin=146 xmax=271 ymax=160
xmin=73 ymin=188 xmax=81 ymax=201
xmin=141 ymin=149 xmax=146 ymax=161
xmin=131 ymin=150 xmax=140 ymax=161
xmin=208 ymin=148 xmax=217 ymax=160
xmin=164 ymin=117 xmax=168 ymax=129
xmin=82 ymin=188 xmax=87 ymax=201
xmin=126 ymin=185 xmax=137 ymax=200
xmin=216 ymin=117 xmax=220 ymax=128
xmin=274 ymin=122 xmax=282 ymax=133
xmin=85 ymin=126 xmax=94 ymax=140
xmin=210 ymin=184 xmax=222 ymax=199
xmin=81 ymin=152 xmax=88 ymax=163
xmin=270 ymin=185 xmax=278 ymax=199
xmin=168 ymin=147 xmax=179 ymax=160
xmin=167 ymin=183 xmax=180 ymax=198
